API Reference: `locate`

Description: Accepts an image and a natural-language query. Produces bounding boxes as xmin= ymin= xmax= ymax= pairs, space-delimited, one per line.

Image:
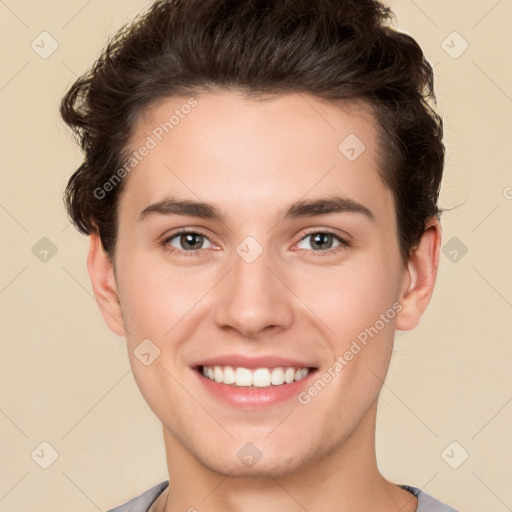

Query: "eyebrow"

xmin=137 ymin=195 xmax=375 ymax=223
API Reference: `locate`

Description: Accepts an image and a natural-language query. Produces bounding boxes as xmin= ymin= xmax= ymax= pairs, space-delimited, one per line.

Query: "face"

xmin=94 ymin=90 xmax=429 ymax=477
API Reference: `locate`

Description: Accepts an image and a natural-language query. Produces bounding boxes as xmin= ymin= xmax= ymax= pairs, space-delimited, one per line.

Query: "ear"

xmin=395 ymin=218 xmax=442 ymax=331
xmin=87 ymin=232 xmax=126 ymax=337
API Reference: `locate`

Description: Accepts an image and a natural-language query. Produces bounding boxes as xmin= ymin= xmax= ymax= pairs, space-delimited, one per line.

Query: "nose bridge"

xmin=213 ymin=241 xmax=294 ymax=337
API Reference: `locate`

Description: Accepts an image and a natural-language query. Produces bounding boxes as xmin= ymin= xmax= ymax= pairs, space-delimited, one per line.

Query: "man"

xmin=60 ymin=0 xmax=457 ymax=510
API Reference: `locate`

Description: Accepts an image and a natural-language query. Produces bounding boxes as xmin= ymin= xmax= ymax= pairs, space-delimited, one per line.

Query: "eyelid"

xmin=293 ymin=228 xmax=351 ymax=254
xmin=161 ymin=227 xmax=217 ymax=252
xmin=161 ymin=226 xmax=351 ymax=256
xmin=298 ymin=227 xmax=352 ymax=243
xmin=165 ymin=227 xmax=212 ymax=240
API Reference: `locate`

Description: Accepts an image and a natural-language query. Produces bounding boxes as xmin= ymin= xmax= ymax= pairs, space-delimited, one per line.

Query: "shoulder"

xmin=106 ymin=481 xmax=169 ymax=512
xmin=399 ymin=484 xmax=459 ymax=512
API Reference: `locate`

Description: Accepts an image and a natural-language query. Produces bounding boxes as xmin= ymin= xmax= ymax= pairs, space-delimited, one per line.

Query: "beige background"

xmin=1 ymin=1 xmax=511 ymax=511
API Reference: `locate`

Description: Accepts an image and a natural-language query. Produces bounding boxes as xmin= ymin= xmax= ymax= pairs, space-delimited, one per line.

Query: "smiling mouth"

xmin=197 ymin=365 xmax=316 ymax=388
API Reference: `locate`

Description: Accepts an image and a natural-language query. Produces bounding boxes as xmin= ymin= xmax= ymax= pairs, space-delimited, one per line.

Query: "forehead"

xmin=120 ymin=90 xmax=394 ymax=225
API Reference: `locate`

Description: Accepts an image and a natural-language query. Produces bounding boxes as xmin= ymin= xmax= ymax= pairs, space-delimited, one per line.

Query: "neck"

xmin=157 ymin=402 xmax=417 ymax=512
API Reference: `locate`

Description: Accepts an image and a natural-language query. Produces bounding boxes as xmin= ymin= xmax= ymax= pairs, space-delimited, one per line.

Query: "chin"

xmin=198 ymin=453 xmax=310 ymax=479
xmin=185 ymin=432 xmax=331 ymax=479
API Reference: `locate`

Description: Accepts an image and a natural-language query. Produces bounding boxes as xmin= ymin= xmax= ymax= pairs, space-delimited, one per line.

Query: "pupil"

xmin=182 ymin=233 xmax=202 ymax=250
xmin=312 ymin=233 xmax=332 ymax=250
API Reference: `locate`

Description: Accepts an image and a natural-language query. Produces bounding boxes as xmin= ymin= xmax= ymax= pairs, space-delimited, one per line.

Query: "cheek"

xmin=116 ymin=252 xmax=213 ymax=339
xmin=293 ymin=255 xmax=401 ymax=343
xmin=115 ymin=254 xmax=203 ymax=420
xmin=294 ymin=268 xmax=400 ymax=432
xmin=293 ymin=255 xmax=401 ymax=404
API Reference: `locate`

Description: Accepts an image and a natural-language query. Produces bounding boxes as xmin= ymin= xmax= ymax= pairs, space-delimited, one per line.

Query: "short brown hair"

xmin=61 ymin=0 xmax=445 ymax=262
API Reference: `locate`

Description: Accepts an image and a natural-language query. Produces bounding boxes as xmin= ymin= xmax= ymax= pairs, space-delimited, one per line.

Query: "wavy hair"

xmin=60 ymin=0 xmax=444 ymax=262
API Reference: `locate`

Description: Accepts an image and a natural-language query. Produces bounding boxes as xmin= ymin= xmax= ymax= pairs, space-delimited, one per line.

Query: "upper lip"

xmin=191 ymin=355 xmax=317 ymax=369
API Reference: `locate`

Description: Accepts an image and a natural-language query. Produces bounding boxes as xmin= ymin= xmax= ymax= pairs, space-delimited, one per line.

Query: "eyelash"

xmin=161 ymin=228 xmax=212 ymax=258
xmin=161 ymin=228 xmax=351 ymax=257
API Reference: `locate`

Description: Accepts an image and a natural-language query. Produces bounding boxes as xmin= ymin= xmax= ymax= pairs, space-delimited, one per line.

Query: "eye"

xmin=296 ymin=230 xmax=349 ymax=253
xmin=161 ymin=228 xmax=350 ymax=257
xmin=163 ymin=229 xmax=215 ymax=254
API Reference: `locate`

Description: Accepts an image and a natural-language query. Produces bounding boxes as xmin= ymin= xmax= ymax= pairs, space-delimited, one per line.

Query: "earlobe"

xmin=395 ymin=218 xmax=442 ymax=331
xmin=87 ymin=232 xmax=126 ymax=337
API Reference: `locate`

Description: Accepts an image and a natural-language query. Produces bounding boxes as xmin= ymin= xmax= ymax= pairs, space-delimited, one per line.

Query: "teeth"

xmin=223 ymin=365 xmax=236 ymax=384
xmin=271 ymin=368 xmax=285 ymax=385
xmin=252 ymin=368 xmax=271 ymax=387
xmin=235 ymin=367 xmax=253 ymax=386
xmin=284 ymin=367 xmax=295 ymax=384
xmin=214 ymin=366 xmax=223 ymax=383
xmin=201 ymin=365 xmax=311 ymax=387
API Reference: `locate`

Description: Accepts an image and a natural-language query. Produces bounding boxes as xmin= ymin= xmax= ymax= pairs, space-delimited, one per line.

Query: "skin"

xmin=88 ymin=90 xmax=441 ymax=512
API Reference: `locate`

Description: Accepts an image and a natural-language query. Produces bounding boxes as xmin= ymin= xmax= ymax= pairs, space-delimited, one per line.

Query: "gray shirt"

xmin=106 ymin=480 xmax=458 ymax=511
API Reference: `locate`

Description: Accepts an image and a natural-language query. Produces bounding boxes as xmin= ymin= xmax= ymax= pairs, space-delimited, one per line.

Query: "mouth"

xmin=197 ymin=364 xmax=314 ymax=388
xmin=192 ymin=360 xmax=318 ymax=409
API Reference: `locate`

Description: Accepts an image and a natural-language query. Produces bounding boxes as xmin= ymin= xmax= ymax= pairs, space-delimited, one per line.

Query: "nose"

xmin=213 ymin=247 xmax=295 ymax=339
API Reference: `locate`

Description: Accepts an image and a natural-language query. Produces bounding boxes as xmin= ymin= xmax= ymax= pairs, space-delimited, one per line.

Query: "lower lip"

xmin=195 ymin=369 xmax=316 ymax=409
